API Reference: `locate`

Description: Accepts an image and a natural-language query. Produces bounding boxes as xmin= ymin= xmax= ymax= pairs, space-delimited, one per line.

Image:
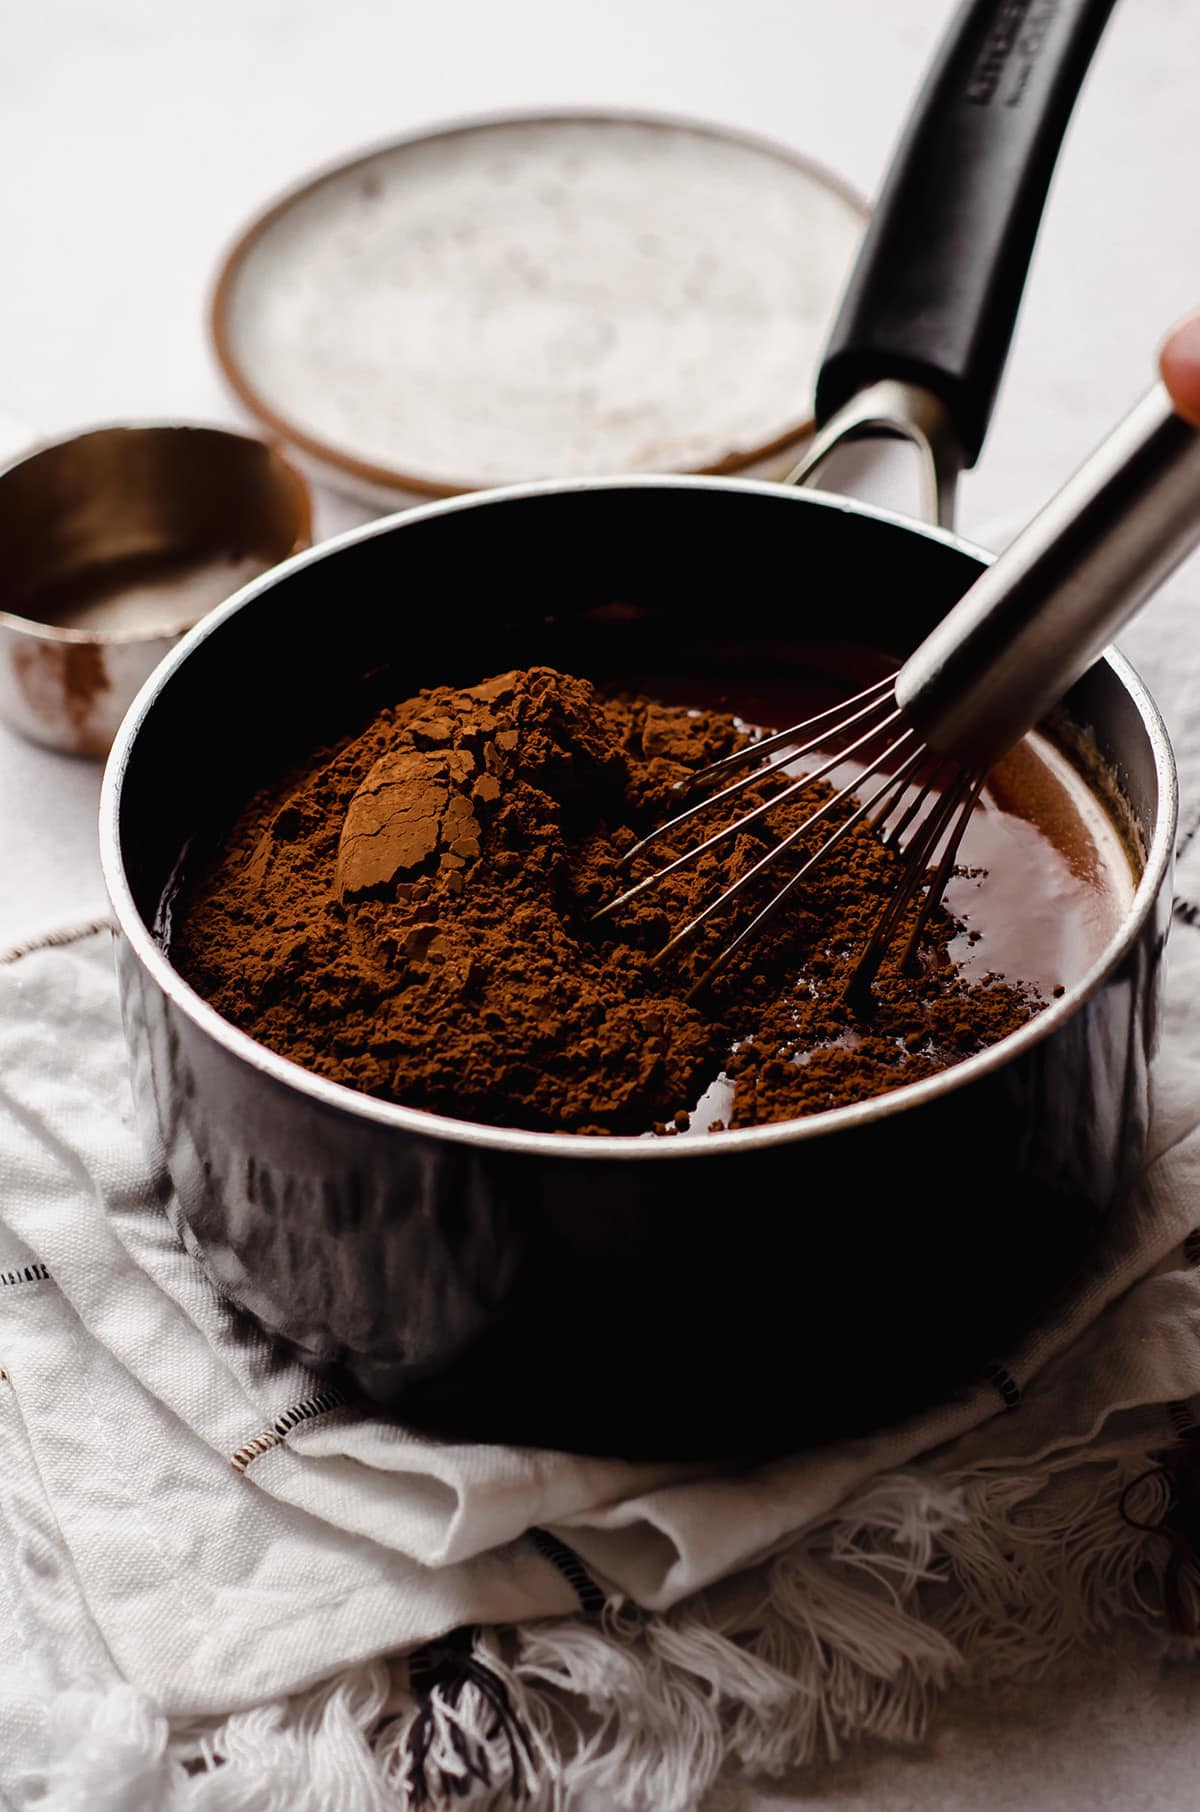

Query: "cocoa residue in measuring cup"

xmin=170 ymin=666 xmax=1038 ymax=1134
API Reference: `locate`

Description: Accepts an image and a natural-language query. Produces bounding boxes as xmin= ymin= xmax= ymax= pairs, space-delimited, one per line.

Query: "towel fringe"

xmin=22 ymin=1447 xmax=1194 ymax=1812
xmin=395 ymin=1626 xmax=547 ymax=1806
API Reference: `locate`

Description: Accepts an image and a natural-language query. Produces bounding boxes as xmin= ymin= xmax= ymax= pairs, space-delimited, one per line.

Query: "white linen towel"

xmin=3 ymin=578 xmax=1200 ymax=1810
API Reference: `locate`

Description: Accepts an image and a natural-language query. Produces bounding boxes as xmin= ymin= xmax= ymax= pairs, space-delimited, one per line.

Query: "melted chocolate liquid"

xmin=821 ymin=730 xmax=1134 ymax=997
xmin=683 ymin=729 xmax=1135 ymax=1136
xmin=629 ymin=661 xmax=1136 ymax=998
xmin=943 ymin=736 xmax=1134 ymax=990
xmin=626 ymin=662 xmax=1138 ymax=1134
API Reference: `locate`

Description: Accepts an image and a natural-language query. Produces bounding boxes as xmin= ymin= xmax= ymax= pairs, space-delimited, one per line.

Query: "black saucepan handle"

xmin=814 ymin=0 xmax=1118 ymax=468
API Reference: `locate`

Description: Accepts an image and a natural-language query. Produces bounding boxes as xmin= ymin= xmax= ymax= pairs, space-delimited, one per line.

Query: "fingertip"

xmin=1160 ymin=311 xmax=1200 ymax=429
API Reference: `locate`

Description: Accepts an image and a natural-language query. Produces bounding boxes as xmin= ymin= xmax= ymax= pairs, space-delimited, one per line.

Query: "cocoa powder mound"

xmin=170 ymin=666 xmax=1039 ymax=1135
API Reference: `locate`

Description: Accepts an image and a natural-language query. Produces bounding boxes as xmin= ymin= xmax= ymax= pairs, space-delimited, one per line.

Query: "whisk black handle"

xmin=815 ymin=0 xmax=1117 ymax=468
xmin=896 ymin=387 xmax=1200 ymax=767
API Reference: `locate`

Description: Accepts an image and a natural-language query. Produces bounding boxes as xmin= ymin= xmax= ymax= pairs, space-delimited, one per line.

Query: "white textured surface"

xmin=222 ymin=116 xmax=864 ymax=489
xmin=3 ymin=0 xmax=1200 ymax=1802
xmin=742 ymin=1633 xmax=1200 ymax=1812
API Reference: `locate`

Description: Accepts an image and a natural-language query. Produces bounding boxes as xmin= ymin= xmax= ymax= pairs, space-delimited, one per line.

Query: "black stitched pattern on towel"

xmin=406 ymin=1626 xmax=538 ymax=1807
xmin=229 ymin=1387 xmax=348 ymax=1473
xmin=982 ymin=1361 xmax=1022 ymax=1411
xmin=528 ymin=1527 xmax=607 ymax=1617
xmin=271 ymin=1387 xmax=345 ymax=1438
xmin=0 ymin=1264 xmax=50 ymax=1287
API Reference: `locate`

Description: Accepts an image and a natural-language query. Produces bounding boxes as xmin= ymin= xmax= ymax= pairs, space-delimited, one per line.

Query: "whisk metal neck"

xmin=896 ymin=385 xmax=1200 ymax=768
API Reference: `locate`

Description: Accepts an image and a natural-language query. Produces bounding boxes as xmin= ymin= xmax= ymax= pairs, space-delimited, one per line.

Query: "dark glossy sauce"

xmin=624 ymin=658 xmax=1137 ymax=1002
xmin=822 ymin=730 xmax=1135 ymax=997
xmin=676 ymin=724 xmax=1136 ymax=1135
xmin=616 ymin=657 xmax=1138 ymax=1134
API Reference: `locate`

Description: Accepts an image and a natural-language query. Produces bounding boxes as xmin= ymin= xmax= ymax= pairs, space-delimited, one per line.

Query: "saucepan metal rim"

xmin=99 ymin=473 xmax=1178 ymax=1163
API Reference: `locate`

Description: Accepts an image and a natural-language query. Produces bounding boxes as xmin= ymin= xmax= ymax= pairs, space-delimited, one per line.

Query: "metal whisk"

xmin=596 ymin=385 xmax=1200 ymax=998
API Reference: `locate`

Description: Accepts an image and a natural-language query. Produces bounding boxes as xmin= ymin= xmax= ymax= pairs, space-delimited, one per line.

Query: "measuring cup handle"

xmin=815 ymin=0 xmax=1117 ymax=473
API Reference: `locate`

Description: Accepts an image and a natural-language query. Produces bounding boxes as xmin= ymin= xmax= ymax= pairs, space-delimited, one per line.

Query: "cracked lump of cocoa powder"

xmin=169 ymin=666 xmax=1039 ymax=1135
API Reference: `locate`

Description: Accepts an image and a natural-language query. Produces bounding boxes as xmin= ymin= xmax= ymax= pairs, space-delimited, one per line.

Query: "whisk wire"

xmin=872 ymin=758 xmax=944 ymax=848
xmin=594 ymin=671 xmax=991 ymax=1000
xmin=843 ymin=766 xmax=978 ymax=1002
xmin=593 ymin=383 xmax=1200 ymax=1002
xmin=896 ymin=769 xmax=988 ymax=970
xmin=673 ymin=737 xmax=928 ymax=987
xmin=615 ymin=685 xmax=899 ymax=875
xmin=682 ymin=676 xmax=896 ymax=788
xmin=595 ymin=708 xmax=906 ymax=925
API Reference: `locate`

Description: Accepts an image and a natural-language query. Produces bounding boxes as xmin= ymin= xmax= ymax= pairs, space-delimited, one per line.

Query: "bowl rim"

xmin=209 ymin=106 xmax=870 ymax=503
xmin=99 ymin=472 xmax=1178 ymax=1161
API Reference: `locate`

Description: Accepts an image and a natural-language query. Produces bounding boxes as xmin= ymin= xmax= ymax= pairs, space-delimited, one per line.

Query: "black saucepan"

xmin=102 ymin=0 xmax=1165 ymax=1459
